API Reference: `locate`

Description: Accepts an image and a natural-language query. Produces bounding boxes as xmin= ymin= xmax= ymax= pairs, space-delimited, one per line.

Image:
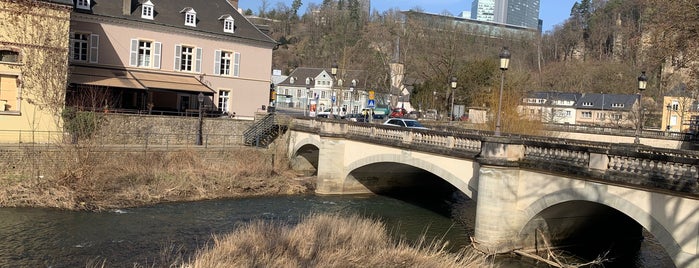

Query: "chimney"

xmin=123 ymin=0 xmax=131 ymax=15
xmin=228 ymin=0 xmax=239 ymax=9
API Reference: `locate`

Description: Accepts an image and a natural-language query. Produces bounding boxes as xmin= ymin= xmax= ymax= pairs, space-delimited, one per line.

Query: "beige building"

xmin=68 ymin=0 xmax=276 ymax=119
xmin=661 ymin=95 xmax=699 ymax=133
xmin=0 ymin=0 xmax=73 ymax=143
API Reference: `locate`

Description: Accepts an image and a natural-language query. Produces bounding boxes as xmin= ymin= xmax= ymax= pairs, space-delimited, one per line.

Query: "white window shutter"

xmin=129 ymin=39 xmax=138 ymax=66
xmin=233 ymin=52 xmax=240 ymax=77
xmin=89 ymin=34 xmax=99 ymax=63
xmin=174 ymin=45 xmax=182 ymax=71
xmin=153 ymin=42 xmax=162 ymax=69
xmin=214 ymin=50 xmax=221 ymax=75
xmin=195 ymin=47 xmax=203 ymax=73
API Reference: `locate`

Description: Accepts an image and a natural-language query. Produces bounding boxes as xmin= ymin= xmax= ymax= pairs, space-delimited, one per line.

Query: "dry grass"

xmin=182 ymin=213 xmax=489 ymax=268
xmin=0 ymin=141 xmax=312 ymax=211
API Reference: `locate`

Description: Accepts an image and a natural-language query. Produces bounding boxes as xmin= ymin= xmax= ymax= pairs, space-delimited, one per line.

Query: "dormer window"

xmin=76 ymin=0 xmax=90 ymax=10
xmin=141 ymin=0 xmax=154 ymax=20
xmin=219 ymin=15 xmax=235 ymax=33
xmin=181 ymin=7 xmax=197 ymax=27
xmin=582 ymin=102 xmax=593 ymax=107
xmin=611 ymin=103 xmax=624 ymax=108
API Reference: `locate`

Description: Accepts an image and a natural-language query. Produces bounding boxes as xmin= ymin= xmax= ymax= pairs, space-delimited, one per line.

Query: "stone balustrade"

xmin=288 ymin=117 xmax=699 ymax=197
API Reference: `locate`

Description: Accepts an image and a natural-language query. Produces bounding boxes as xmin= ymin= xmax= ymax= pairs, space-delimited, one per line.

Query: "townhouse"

xmin=275 ymin=67 xmax=368 ymax=115
xmin=67 ymin=0 xmax=276 ymax=119
xmin=518 ymin=92 xmax=640 ymax=128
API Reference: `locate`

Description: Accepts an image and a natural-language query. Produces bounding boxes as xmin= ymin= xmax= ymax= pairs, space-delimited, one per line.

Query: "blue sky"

xmin=239 ymin=0 xmax=579 ymax=32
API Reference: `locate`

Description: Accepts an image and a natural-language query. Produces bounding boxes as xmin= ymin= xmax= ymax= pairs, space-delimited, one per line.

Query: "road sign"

xmin=367 ymin=99 xmax=375 ymax=108
xmin=331 ymin=95 xmax=336 ymax=103
xmin=369 ymin=90 xmax=375 ymax=100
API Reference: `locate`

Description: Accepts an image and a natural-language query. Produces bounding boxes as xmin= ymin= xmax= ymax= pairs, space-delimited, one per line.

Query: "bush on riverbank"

xmin=182 ymin=213 xmax=487 ymax=268
xmin=0 ymin=142 xmax=312 ymax=210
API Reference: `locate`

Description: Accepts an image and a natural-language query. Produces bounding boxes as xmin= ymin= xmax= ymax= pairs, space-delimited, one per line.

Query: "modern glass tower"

xmin=470 ymin=0 xmax=495 ymax=22
xmin=493 ymin=0 xmax=540 ymax=29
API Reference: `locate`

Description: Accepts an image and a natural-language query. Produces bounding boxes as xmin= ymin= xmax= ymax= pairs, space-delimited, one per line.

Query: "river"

xmin=0 ymin=194 xmax=673 ymax=267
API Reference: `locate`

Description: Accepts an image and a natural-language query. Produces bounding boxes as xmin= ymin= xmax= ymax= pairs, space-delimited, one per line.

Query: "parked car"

xmin=317 ymin=107 xmax=346 ymax=119
xmin=389 ymin=108 xmax=408 ymax=118
xmin=422 ymin=109 xmax=439 ymax=120
xmin=382 ymin=118 xmax=429 ymax=130
xmin=345 ymin=113 xmax=368 ymax=122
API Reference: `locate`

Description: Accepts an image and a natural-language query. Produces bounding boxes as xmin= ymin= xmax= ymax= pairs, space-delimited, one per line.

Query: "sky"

xmin=239 ymin=0 xmax=579 ymax=32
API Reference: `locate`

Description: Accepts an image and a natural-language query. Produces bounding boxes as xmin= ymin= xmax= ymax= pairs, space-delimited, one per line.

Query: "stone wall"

xmin=94 ymin=114 xmax=255 ymax=146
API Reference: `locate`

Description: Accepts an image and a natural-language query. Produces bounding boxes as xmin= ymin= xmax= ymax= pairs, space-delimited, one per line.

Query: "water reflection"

xmin=0 ymin=194 xmax=673 ymax=267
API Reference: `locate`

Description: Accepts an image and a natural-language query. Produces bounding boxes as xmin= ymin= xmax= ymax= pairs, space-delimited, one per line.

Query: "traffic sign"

xmin=367 ymin=99 xmax=375 ymax=108
xmin=331 ymin=95 xmax=336 ymax=103
xmin=369 ymin=90 xmax=375 ymax=100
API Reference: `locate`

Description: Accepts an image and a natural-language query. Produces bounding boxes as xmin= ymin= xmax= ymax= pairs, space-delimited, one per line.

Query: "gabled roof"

xmin=74 ymin=0 xmax=276 ymax=46
xmin=278 ymin=67 xmax=367 ymax=89
xmin=576 ymin=93 xmax=637 ymax=111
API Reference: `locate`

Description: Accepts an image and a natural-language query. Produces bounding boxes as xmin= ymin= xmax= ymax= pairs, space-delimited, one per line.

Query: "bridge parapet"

xmin=288 ymin=117 xmax=699 ymax=198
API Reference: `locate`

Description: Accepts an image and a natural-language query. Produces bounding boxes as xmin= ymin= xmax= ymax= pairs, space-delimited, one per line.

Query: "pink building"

xmin=67 ymin=0 xmax=276 ymax=119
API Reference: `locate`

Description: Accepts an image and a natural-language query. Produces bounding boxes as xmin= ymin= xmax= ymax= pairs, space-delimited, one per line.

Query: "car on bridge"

xmin=382 ymin=118 xmax=429 ymax=130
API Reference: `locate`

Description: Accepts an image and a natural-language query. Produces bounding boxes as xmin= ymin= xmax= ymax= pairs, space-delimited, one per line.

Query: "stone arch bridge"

xmin=285 ymin=118 xmax=699 ymax=267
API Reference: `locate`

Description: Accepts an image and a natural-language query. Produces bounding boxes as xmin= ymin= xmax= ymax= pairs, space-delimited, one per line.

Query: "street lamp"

xmin=305 ymin=77 xmax=312 ymax=117
xmin=196 ymin=92 xmax=204 ymax=146
xmin=432 ymin=90 xmax=437 ymax=110
xmin=634 ymin=71 xmax=648 ymax=144
xmin=331 ymin=62 xmax=338 ymax=118
xmin=350 ymin=79 xmax=356 ymax=114
xmin=450 ymin=76 xmax=457 ymax=121
xmin=495 ymin=47 xmax=510 ymax=136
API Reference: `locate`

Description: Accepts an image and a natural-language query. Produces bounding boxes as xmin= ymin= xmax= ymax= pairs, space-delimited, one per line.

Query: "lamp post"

xmin=634 ymin=71 xmax=648 ymax=144
xmin=432 ymin=90 xmax=437 ymax=109
xmin=196 ymin=92 xmax=204 ymax=146
xmin=350 ymin=79 xmax=356 ymax=114
xmin=331 ymin=62 xmax=338 ymax=118
xmin=305 ymin=77 xmax=312 ymax=117
xmin=495 ymin=47 xmax=510 ymax=136
xmin=666 ymin=103 xmax=672 ymax=132
xmin=450 ymin=76 xmax=457 ymax=121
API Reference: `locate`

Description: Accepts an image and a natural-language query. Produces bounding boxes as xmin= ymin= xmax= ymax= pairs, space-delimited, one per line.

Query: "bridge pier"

xmin=473 ymin=140 xmax=530 ymax=253
xmin=316 ymin=137 xmax=373 ymax=195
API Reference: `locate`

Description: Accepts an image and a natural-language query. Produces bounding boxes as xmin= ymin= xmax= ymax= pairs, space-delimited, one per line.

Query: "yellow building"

xmin=661 ymin=95 xmax=699 ymax=132
xmin=0 ymin=0 xmax=72 ymax=143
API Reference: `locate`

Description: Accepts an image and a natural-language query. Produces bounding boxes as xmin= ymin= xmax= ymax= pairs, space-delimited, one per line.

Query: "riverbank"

xmin=0 ymin=143 xmax=314 ymax=211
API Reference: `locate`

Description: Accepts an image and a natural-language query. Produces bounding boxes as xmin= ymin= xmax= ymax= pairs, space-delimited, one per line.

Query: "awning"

xmin=70 ymin=66 xmax=145 ymax=89
xmin=69 ymin=65 xmax=214 ymax=94
xmin=130 ymin=70 xmax=214 ymax=94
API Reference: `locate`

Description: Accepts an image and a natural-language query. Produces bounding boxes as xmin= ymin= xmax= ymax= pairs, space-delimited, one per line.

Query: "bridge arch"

xmin=344 ymin=153 xmax=478 ymax=199
xmin=289 ymin=138 xmax=321 ymax=175
xmin=519 ymin=187 xmax=681 ymax=266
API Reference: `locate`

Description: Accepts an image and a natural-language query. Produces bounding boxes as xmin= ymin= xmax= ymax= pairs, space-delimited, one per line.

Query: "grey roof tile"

xmin=74 ymin=0 xmax=275 ymax=46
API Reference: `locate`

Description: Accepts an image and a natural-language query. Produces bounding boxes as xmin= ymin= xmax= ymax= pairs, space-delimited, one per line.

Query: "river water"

xmin=0 ymin=194 xmax=673 ymax=267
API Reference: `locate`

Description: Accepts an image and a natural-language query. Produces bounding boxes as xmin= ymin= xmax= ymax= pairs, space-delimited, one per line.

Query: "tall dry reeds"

xmin=0 ymin=143 xmax=311 ymax=210
xmin=182 ymin=213 xmax=488 ymax=268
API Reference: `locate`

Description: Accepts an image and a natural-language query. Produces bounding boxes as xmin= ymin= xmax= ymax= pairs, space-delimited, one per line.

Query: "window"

xmin=0 ymin=50 xmax=19 ymax=63
xmin=565 ymin=110 xmax=571 ymax=117
xmin=214 ymin=50 xmax=232 ymax=76
xmin=219 ymin=15 xmax=235 ymax=33
xmin=76 ymin=0 xmax=90 ymax=10
xmin=71 ymin=33 xmax=99 ymax=63
xmin=596 ymin=112 xmax=605 ymax=119
xmin=181 ymin=8 xmax=197 ymax=27
xmin=671 ymin=115 xmax=678 ymax=126
xmin=582 ymin=102 xmax=593 ymax=107
xmin=672 ymin=101 xmax=679 ymax=111
xmin=582 ymin=111 xmax=592 ymax=118
xmin=129 ymin=39 xmax=161 ymax=68
xmin=612 ymin=114 xmax=622 ymax=120
xmin=175 ymin=45 xmax=202 ymax=72
xmin=296 ymin=89 xmax=302 ymax=98
xmin=218 ymin=90 xmax=230 ymax=113
xmin=0 ymin=74 xmax=20 ymax=113
xmin=611 ymin=103 xmax=624 ymax=108
xmin=141 ymin=0 xmax=154 ymax=20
